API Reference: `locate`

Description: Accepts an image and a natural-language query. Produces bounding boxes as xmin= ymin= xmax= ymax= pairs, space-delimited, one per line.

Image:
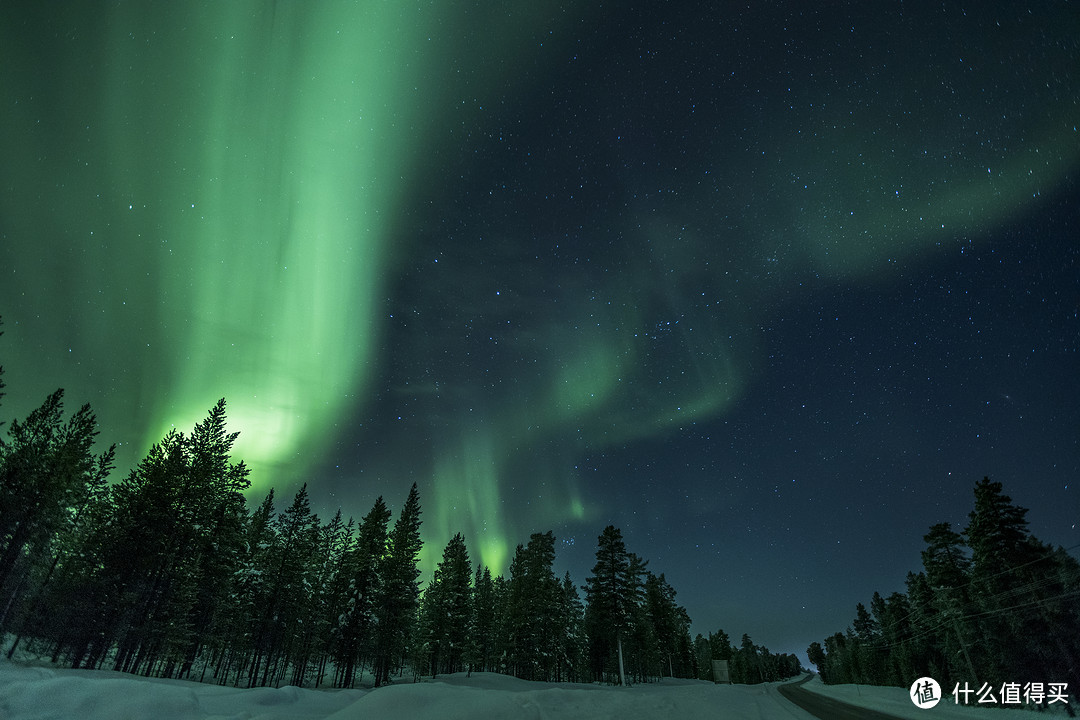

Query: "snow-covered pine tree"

xmin=372 ymin=483 xmax=422 ymax=686
xmin=333 ymin=495 xmax=390 ymax=688
xmin=419 ymin=532 xmax=472 ymax=676
xmin=583 ymin=525 xmax=644 ymax=686
xmin=466 ymin=564 xmax=497 ymax=673
xmin=503 ymin=531 xmax=561 ymax=681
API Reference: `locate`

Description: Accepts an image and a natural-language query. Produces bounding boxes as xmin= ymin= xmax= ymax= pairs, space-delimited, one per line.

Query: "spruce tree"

xmin=0 ymin=391 xmax=112 ymax=615
xmin=624 ymin=556 xmax=657 ymax=682
xmin=292 ymin=509 xmax=352 ymax=687
xmin=583 ymin=525 xmax=643 ymax=685
xmin=502 ymin=531 xmax=561 ymax=680
xmin=965 ymin=477 xmax=1032 ymax=573
xmin=920 ymin=521 xmax=977 ymax=685
xmin=373 ymin=483 xmax=422 ymax=686
xmin=904 ymin=570 xmax=949 ymax=683
xmin=556 ymin=571 xmax=585 ymax=682
xmin=964 ymin=477 xmax=1080 ymax=692
xmin=491 ymin=573 xmax=511 ymax=673
xmin=217 ymin=488 xmax=277 ymax=685
xmin=4 ymin=424 xmax=113 ymax=660
xmin=312 ymin=510 xmax=355 ymax=687
xmin=467 ymin=564 xmax=497 ymax=673
xmin=53 ymin=400 xmax=249 ymax=677
xmin=869 ymin=591 xmax=914 ymax=685
xmin=643 ymin=572 xmax=692 ymax=679
xmin=420 ymin=532 xmax=472 ymax=676
xmin=75 ymin=428 xmax=183 ymax=671
xmin=254 ymin=483 xmax=320 ymax=687
xmin=174 ymin=399 xmax=250 ymax=679
xmin=334 ymin=495 xmax=391 ymax=687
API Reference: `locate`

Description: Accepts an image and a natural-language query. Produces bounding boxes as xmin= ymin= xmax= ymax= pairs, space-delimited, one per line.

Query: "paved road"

xmin=778 ymin=675 xmax=909 ymax=720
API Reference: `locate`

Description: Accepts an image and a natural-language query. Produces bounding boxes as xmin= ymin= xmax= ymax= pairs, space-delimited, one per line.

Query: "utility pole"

xmin=952 ymin=618 xmax=977 ymax=681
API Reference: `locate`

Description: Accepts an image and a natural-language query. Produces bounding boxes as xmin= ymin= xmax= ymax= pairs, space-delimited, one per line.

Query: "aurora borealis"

xmin=2 ymin=0 xmax=1078 ymax=659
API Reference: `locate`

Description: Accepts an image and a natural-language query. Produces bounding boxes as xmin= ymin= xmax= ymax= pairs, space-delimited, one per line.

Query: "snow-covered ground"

xmin=1 ymin=662 xmax=1071 ymax=719
xmin=0 ymin=663 xmax=815 ymax=720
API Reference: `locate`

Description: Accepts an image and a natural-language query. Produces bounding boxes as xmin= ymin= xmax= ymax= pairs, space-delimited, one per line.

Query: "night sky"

xmin=2 ymin=2 xmax=1078 ymax=662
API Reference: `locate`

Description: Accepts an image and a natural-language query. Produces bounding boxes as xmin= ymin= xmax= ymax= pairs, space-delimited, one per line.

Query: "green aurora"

xmin=2 ymin=2 xmax=1077 ymax=574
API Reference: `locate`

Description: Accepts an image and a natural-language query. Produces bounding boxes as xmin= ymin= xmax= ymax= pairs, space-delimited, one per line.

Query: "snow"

xmin=0 ymin=663 xmax=1071 ymax=720
xmin=333 ymin=674 xmax=818 ymax=720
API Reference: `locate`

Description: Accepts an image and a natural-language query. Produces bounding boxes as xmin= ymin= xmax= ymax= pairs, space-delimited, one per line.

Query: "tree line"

xmin=0 ymin=341 xmax=708 ymax=688
xmin=806 ymin=477 xmax=1080 ymax=702
xmin=691 ymin=628 xmax=802 ymax=684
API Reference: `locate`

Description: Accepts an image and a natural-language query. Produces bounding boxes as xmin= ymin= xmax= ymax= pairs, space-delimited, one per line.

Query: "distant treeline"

xmin=807 ymin=477 xmax=1080 ymax=702
xmin=691 ymin=629 xmax=803 ymax=684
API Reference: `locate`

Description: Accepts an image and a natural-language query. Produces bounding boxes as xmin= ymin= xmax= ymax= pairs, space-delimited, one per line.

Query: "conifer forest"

xmin=807 ymin=478 xmax=1080 ymax=699
xmin=0 ymin=328 xmax=801 ymax=689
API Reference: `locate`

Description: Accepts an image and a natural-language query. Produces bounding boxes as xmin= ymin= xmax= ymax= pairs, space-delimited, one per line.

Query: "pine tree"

xmin=252 ymin=483 xmax=320 ymax=687
xmin=51 ymin=400 xmax=250 ymax=677
xmin=624 ymin=556 xmax=657 ymax=683
xmin=4 ymin=428 xmax=113 ymax=660
xmin=311 ymin=510 xmax=355 ymax=687
xmin=869 ymin=591 xmax=914 ymax=686
xmin=420 ymin=532 xmax=472 ymax=676
xmin=583 ymin=525 xmax=644 ymax=685
xmin=491 ymin=573 xmax=511 ymax=673
xmin=72 ymin=428 xmax=183 ymax=671
xmin=293 ymin=509 xmax=352 ymax=687
xmin=0 ymin=391 xmax=113 ymax=624
xmin=905 ymin=570 xmax=949 ymax=683
xmin=555 ymin=571 xmax=585 ymax=682
xmin=467 ymin=564 xmax=497 ymax=673
xmin=333 ymin=495 xmax=390 ymax=688
xmin=643 ymin=572 xmax=693 ymax=679
xmin=172 ymin=399 xmax=250 ymax=679
xmin=919 ymin=521 xmax=977 ymax=685
xmin=965 ymin=477 xmax=1032 ymax=573
xmin=215 ymin=488 xmax=277 ymax=685
xmin=964 ymin=477 xmax=1080 ymax=691
xmin=503 ymin=531 xmax=561 ymax=680
xmin=373 ymin=483 xmax=422 ymax=686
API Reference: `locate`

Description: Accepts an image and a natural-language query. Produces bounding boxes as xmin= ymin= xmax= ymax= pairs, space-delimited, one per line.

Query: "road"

xmin=778 ymin=674 xmax=909 ymax=720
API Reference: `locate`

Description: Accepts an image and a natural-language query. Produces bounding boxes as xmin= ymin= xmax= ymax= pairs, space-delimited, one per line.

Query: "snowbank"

xmin=336 ymin=673 xmax=816 ymax=720
xmin=0 ymin=664 xmax=814 ymax=720
xmin=2 ymin=663 xmax=1071 ymax=720
xmin=0 ymin=663 xmax=363 ymax=720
